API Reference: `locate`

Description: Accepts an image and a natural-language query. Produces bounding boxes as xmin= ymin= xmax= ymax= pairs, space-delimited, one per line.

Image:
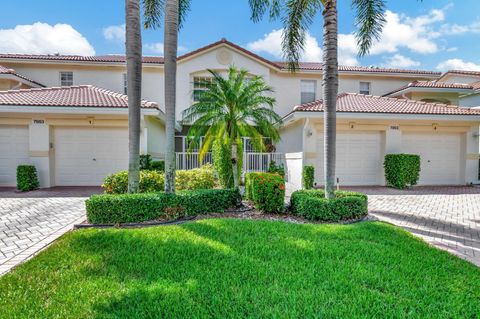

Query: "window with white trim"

xmin=193 ymin=77 xmax=213 ymax=102
xmin=300 ymin=80 xmax=316 ymax=104
xmin=60 ymin=71 xmax=73 ymax=86
xmin=359 ymin=82 xmax=371 ymax=95
xmin=123 ymin=73 xmax=128 ymax=95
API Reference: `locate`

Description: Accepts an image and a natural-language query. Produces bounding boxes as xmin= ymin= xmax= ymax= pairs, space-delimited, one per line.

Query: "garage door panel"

xmin=55 ymin=127 xmax=128 ymax=186
xmin=0 ymin=126 xmax=30 ymax=186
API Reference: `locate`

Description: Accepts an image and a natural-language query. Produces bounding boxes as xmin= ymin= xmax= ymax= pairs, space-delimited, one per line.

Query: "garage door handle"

xmin=427 ymin=160 xmax=431 ymax=163
xmin=92 ymin=158 xmax=96 ymax=161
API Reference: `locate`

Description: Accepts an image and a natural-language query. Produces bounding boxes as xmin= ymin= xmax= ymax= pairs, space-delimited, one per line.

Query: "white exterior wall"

xmin=460 ymin=94 xmax=480 ymax=108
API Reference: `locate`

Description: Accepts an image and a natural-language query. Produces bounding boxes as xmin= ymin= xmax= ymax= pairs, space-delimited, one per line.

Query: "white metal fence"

xmin=175 ymin=152 xmax=285 ymax=173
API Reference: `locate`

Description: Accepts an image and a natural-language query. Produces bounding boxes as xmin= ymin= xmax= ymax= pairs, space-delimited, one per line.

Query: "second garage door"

xmin=316 ymin=131 xmax=384 ymax=186
xmin=0 ymin=125 xmax=29 ymax=186
xmin=402 ymin=132 xmax=463 ymax=185
xmin=54 ymin=127 xmax=129 ymax=186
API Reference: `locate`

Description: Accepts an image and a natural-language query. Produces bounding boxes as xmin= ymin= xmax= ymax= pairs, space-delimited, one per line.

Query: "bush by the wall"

xmin=139 ymin=154 xmax=153 ymax=170
xmin=86 ymin=188 xmax=241 ymax=224
xmin=384 ymin=154 xmax=421 ymax=189
xmin=212 ymin=139 xmax=243 ymax=188
xmin=290 ymin=189 xmax=368 ymax=222
xmin=245 ymin=172 xmax=285 ymax=213
xmin=302 ymin=165 xmax=315 ymax=189
xmin=175 ymin=164 xmax=215 ymax=190
xmin=150 ymin=160 xmax=165 ymax=172
xmin=267 ymin=161 xmax=285 ymax=178
xmin=16 ymin=165 xmax=39 ymax=192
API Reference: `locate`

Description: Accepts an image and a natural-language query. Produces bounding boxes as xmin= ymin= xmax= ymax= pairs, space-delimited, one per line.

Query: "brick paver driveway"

xmin=0 ymin=187 xmax=101 ymax=275
xmin=346 ymin=186 xmax=480 ymax=266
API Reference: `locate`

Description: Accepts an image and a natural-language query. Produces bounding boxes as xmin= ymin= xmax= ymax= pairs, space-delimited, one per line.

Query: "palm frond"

xmin=142 ymin=0 xmax=191 ymax=30
xmin=352 ymin=0 xmax=386 ymax=56
xmin=249 ymin=0 xmax=282 ymax=22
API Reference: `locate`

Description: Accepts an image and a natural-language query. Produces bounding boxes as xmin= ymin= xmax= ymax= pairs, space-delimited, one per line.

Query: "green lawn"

xmin=1 ymin=219 xmax=479 ymax=318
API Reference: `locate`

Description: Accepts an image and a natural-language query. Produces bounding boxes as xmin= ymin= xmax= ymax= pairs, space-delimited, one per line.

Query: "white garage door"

xmin=316 ymin=131 xmax=384 ymax=186
xmin=402 ymin=132 xmax=463 ymax=185
xmin=54 ymin=127 xmax=129 ymax=186
xmin=0 ymin=125 xmax=30 ymax=186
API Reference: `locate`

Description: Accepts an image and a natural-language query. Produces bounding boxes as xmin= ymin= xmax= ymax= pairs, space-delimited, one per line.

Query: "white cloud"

xmin=338 ymin=34 xmax=359 ymax=66
xmin=382 ymin=54 xmax=420 ymax=69
xmin=103 ymin=24 xmax=125 ymax=43
xmin=143 ymin=42 xmax=188 ymax=55
xmin=436 ymin=59 xmax=480 ymax=71
xmin=440 ymin=21 xmax=480 ymax=35
xmin=0 ymin=22 xmax=95 ymax=55
xmin=446 ymin=47 xmax=458 ymax=52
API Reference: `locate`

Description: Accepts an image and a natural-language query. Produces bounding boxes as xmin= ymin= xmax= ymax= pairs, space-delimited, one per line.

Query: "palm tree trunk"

xmin=322 ymin=0 xmax=338 ymax=199
xmin=125 ymin=0 xmax=142 ymax=193
xmin=231 ymin=141 xmax=239 ymax=189
xmin=164 ymin=0 xmax=178 ymax=194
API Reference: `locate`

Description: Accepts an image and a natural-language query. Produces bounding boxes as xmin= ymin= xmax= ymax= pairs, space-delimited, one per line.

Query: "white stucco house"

xmin=0 ymin=39 xmax=479 ymax=189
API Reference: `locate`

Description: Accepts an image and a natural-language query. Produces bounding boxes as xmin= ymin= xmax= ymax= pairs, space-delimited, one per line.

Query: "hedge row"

xmin=384 ymin=154 xmax=421 ymax=189
xmin=86 ymin=188 xmax=241 ymax=224
xmin=290 ymin=189 xmax=368 ymax=222
xmin=245 ymin=172 xmax=285 ymax=213
xmin=16 ymin=165 xmax=39 ymax=192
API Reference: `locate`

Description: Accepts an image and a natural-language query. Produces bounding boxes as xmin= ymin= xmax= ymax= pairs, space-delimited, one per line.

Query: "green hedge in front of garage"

xmin=384 ymin=154 xmax=421 ymax=189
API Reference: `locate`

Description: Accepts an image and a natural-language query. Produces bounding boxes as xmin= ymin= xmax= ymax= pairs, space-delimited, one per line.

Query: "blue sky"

xmin=1 ymin=0 xmax=480 ymax=71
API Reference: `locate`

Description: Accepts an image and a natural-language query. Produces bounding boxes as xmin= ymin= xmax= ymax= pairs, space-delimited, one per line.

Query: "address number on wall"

xmin=390 ymin=125 xmax=399 ymax=130
xmin=33 ymin=119 xmax=45 ymax=124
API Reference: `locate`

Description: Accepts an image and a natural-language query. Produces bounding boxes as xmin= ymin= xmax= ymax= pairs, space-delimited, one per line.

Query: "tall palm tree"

xmin=125 ymin=0 xmax=143 ymax=193
xmin=143 ymin=0 xmax=191 ymax=194
xmin=249 ymin=0 xmax=386 ymax=198
xmin=182 ymin=67 xmax=282 ymax=189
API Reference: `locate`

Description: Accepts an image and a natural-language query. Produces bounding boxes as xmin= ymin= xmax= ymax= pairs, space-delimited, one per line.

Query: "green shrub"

xmin=290 ymin=189 xmax=368 ymax=222
xmin=86 ymin=188 xmax=241 ymax=224
xmin=267 ymin=161 xmax=285 ymax=178
xmin=16 ymin=165 xmax=39 ymax=192
xmin=139 ymin=154 xmax=153 ymax=170
xmin=175 ymin=164 xmax=215 ymax=190
xmin=384 ymin=154 xmax=421 ymax=189
xmin=150 ymin=160 xmax=165 ymax=172
xmin=302 ymin=165 xmax=315 ymax=189
xmin=212 ymin=139 xmax=243 ymax=188
xmin=245 ymin=172 xmax=285 ymax=213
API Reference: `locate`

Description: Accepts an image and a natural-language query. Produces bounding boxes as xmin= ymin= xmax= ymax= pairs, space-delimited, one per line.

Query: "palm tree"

xmin=143 ymin=0 xmax=191 ymax=194
xmin=182 ymin=67 xmax=282 ymax=189
xmin=125 ymin=0 xmax=143 ymax=193
xmin=249 ymin=0 xmax=386 ymax=198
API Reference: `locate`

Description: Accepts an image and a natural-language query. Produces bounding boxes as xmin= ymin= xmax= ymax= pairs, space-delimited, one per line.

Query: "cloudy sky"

xmin=1 ymin=0 xmax=480 ymax=71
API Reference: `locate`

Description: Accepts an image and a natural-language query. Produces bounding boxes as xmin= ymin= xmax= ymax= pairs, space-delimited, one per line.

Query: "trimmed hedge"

xmin=245 ymin=172 xmax=285 ymax=213
xmin=86 ymin=188 xmax=241 ymax=224
xmin=267 ymin=161 xmax=285 ymax=178
xmin=302 ymin=165 xmax=315 ymax=189
xmin=290 ymin=189 xmax=368 ymax=222
xmin=139 ymin=154 xmax=153 ymax=170
xmin=175 ymin=164 xmax=215 ymax=190
xmin=150 ymin=160 xmax=165 ymax=172
xmin=16 ymin=165 xmax=39 ymax=192
xmin=384 ymin=154 xmax=421 ymax=189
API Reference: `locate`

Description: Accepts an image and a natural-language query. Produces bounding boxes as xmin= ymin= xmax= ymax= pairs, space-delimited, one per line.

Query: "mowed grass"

xmin=1 ymin=219 xmax=479 ymax=318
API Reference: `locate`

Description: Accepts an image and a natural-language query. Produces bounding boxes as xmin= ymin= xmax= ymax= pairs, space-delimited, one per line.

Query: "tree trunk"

xmin=322 ymin=0 xmax=338 ymax=199
xmin=125 ymin=0 xmax=142 ymax=193
xmin=231 ymin=141 xmax=239 ymax=189
xmin=164 ymin=0 xmax=179 ymax=194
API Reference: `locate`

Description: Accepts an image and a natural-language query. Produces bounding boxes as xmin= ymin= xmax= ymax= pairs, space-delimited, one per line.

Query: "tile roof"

xmin=0 ymin=65 xmax=45 ymax=87
xmin=0 ymin=53 xmax=165 ymax=64
xmin=291 ymin=93 xmax=480 ymax=116
xmin=0 ymin=85 xmax=158 ymax=109
xmin=384 ymin=80 xmax=474 ymax=96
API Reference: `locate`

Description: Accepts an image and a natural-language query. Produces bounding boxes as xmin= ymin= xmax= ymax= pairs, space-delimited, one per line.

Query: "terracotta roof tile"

xmin=384 ymin=80 xmax=473 ymax=96
xmin=0 ymin=85 xmax=158 ymax=109
xmin=0 ymin=53 xmax=164 ymax=64
xmin=292 ymin=93 xmax=480 ymax=116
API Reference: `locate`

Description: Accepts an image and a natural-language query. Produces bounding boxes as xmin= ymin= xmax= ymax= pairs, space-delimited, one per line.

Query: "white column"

xmin=29 ymin=120 xmax=51 ymax=188
xmin=465 ymin=125 xmax=480 ymax=183
xmin=385 ymin=125 xmax=402 ymax=154
xmin=140 ymin=127 xmax=148 ymax=155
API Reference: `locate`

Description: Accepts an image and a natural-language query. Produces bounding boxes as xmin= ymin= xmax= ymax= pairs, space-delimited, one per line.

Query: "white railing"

xmin=176 ymin=152 xmax=213 ymax=170
xmin=175 ymin=152 xmax=285 ymax=173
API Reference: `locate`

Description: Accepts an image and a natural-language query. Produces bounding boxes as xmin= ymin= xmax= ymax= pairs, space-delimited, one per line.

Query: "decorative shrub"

xmin=245 ymin=172 xmax=285 ymax=213
xmin=290 ymin=189 xmax=368 ymax=222
xmin=139 ymin=154 xmax=153 ymax=170
xmin=384 ymin=154 xmax=421 ymax=189
xmin=175 ymin=164 xmax=215 ymax=190
xmin=86 ymin=188 xmax=241 ymax=224
xmin=212 ymin=139 xmax=243 ymax=188
xmin=103 ymin=165 xmax=215 ymax=194
xmin=150 ymin=160 xmax=165 ymax=172
xmin=267 ymin=161 xmax=285 ymax=178
xmin=302 ymin=165 xmax=315 ymax=189
xmin=16 ymin=165 xmax=39 ymax=192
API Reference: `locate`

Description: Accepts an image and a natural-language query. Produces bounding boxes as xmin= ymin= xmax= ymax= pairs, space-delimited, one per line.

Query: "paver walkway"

xmin=0 ymin=187 xmax=101 ymax=275
xmin=346 ymin=186 xmax=480 ymax=266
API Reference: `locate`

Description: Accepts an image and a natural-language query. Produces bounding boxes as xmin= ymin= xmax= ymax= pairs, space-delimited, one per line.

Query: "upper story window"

xmin=193 ymin=76 xmax=213 ymax=102
xmin=300 ymin=80 xmax=316 ymax=104
xmin=59 ymin=71 xmax=73 ymax=86
xmin=123 ymin=73 xmax=127 ymax=95
xmin=359 ymin=81 xmax=371 ymax=95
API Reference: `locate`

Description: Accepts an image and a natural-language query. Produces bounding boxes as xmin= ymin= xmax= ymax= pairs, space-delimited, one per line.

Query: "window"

xmin=193 ymin=77 xmax=213 ymax=102
xmin=123 ymin=73 xmax=128 ymax=95
xmin=60 ymin=72 xmax=73 ymax=86
xmin=300 ymin=80 xmax=316 ymax=104
xmin=359 ymin=82 xmax=371 ymax=95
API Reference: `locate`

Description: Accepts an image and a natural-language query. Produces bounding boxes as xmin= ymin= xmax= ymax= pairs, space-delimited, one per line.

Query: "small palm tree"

xmin=125 ymin=0 xmax=143 ymax=193
xmin=182 ymin=67 xmax=282 ymax=189
xmin=250 ymin=0 xmax=386 ymax=198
